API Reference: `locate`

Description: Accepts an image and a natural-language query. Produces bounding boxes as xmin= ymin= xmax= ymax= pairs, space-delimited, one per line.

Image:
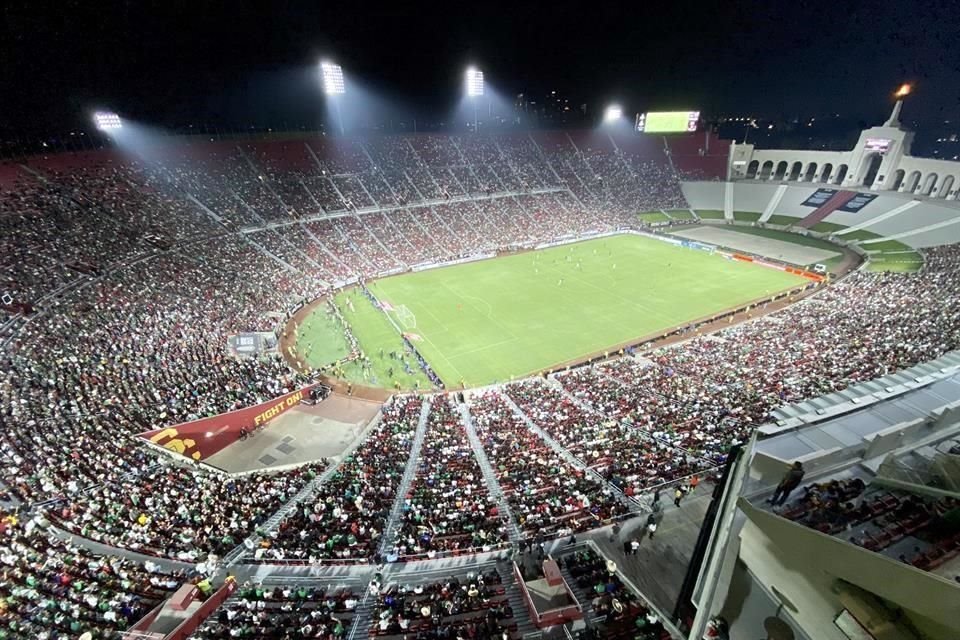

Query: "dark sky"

xmin=1 ymin=0 xmax=958 ymax=134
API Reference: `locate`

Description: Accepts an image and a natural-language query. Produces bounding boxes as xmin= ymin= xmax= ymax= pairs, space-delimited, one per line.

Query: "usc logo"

xmin=149 ymin=428 xmax=202 ymax=460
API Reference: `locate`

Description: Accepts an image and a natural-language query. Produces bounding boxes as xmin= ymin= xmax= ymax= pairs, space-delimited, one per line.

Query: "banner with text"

xmin=139 ymin=384 xmax=318 ymax=461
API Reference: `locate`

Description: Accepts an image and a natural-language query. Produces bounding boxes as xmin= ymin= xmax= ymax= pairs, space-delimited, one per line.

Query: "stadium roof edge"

xmin=760 ymin=350 xmax=960 ymax=436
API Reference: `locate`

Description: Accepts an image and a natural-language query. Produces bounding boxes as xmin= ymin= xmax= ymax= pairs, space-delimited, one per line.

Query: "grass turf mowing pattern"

xmin=859 ymin=238 xmax=915 ymax=253
xmin=766 ymin=214 xmax=802 ymax=227
xmin=367 ymin=235 xmax=807 ymax=387
xmin=809 ymin=221 xmax=848 ymax=234
xmin=696 ymin=209 xmax=726 ymax=220
xmin=733 ymin=211 xmax=762 ymax=222
xmin=665 ymin=209 xmax=695 ymax=220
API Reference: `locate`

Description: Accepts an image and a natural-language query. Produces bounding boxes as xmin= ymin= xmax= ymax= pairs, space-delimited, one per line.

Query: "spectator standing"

xmin=674 ymin=486 xmax=685 ymax=508
xmin=646 ymin=513 xmax=658 ymax=539
xmin=769 ymin=462 xmax=805 ymax=506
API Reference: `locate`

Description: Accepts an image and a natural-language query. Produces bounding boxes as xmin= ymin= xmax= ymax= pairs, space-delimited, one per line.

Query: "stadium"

xmin=3 ymin=11 xmax=960 ymax=640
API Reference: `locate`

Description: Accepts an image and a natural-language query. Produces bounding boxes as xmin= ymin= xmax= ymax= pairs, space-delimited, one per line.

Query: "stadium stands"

xmin=2 ymin=129 xmax=960 ymax=638
xmin=395 ymin=395 xmax=506 ymax=558
xmin=191 ymin=582 xmax=357 ymax=639
xmin=470 ymin=392 xmax=628 ymax=536
xmin=0 ymin=514 xmax=187 ymax=638
xmin=256 ymin=396 xmax=422 ymax=563
xmin=369 ymin=571 xmax=515 ymax=638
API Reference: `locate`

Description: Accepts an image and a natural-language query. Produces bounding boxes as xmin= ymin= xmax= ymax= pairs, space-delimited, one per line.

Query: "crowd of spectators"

xmin=51 ymin=461 xmax=323 ymax=561
xmin=1 ymin=132 xmax=959 ymax=622
xmin=564 ymin=244 xmax=960 ymax=464
xmin=256 ymin=396 xmax=423 ymax=563
xmin=775 ymin=478 xmax=960 ymax=572
xmin=0 ymin=511 xmax=188 ymax=639
xmin=504 ymin=380 xmax=711 ymax=496
xmin=190 ymin=582 xmax=357 ymax=639
xmin=469 ymin=392 xmax=627 ymax=536
xmin=559 ymin=547 xmax=668 ymax=640
xmin=395 ymin=395 xmax=505 ymax=558
xmin=370 ymin=571 xmax=515 ymax=639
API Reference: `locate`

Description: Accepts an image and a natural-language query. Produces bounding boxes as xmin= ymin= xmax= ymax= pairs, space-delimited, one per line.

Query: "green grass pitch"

xmin=353 ymin=234 xmax=807 ymax=387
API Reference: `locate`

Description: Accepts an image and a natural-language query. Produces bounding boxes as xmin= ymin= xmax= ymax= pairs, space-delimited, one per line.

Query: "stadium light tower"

xmin=465 ymin=66 xmax=484 ymax=131
xmin=320 ymin=61 xmax=346 ymax=134
xmin=603 ymin=104 xmax=623 ymax=123
xmin=93 ymin=111 xmax=122 ymax=131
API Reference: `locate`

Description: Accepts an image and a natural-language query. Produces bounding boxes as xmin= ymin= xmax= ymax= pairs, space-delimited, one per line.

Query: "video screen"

xmin=864 ymin=137 xmax=892 ymax=153
xmin=636 ymin=110 xmax=700 ymax=133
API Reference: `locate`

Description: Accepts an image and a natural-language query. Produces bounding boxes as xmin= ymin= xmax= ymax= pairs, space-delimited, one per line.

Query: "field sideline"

xmin=359 ymin=234 xmax=807 ymax=387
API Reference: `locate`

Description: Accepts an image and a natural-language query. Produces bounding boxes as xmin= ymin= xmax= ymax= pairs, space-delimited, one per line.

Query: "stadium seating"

xmin=775 ymin=478 xmax=960 ymax=574
xmin=559 ymin=547 xmax=669 ymax=639
xmin=0 ymin=513 xmax=187 ymax=638
xmin=395 ymin=395 xmax=505 ymax=559
xmin=1 ymin=130 xmax=960 ymax=640
xmin=256 ymin=396 xmax=422 ymax=563
xmin=191 ymin=582 xmax=358 ymax=638
xmin=369 ymin=571 xmax=515 ymax=639
xmin=470 ymin=392 xmax=628 ymax=535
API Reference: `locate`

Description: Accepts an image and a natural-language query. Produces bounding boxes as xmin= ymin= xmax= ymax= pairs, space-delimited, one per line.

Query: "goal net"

xmin=395 ymin=304 xmax=417 ymax=329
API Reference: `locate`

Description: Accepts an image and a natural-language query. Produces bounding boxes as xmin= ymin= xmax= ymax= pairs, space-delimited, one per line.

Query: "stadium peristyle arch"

xmin=727 ymin=96 xmax=960 ymax=201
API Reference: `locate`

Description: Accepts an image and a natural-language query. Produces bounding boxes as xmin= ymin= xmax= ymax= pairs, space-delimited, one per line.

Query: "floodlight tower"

xmin=93 ymin=111 xmax=123 ymax=131
xmin=465 ymin=67 xmax=484 ymax=132
xmin=603 ymin=104 xmax=623 ymax=124
xmin=321 ymin=61 xmax=346 ymax=135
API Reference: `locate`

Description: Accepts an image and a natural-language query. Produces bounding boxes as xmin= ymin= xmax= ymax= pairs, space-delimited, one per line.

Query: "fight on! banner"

xmin=139 ymin=384 xmax=318 ymax=461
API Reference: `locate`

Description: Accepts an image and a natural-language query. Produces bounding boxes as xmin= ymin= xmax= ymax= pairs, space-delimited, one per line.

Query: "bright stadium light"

xmin=894 ymin=83 xmax=912 ymax=98
xmin=466 ymin=67 xmax=484 ymax=97
xmin=603 ymin=104 xmax=623 ymax=123
xmin=321 ymin=61 xmax=345 ymax=95
xmin=94 ymin=111 xmax=122 ymax=131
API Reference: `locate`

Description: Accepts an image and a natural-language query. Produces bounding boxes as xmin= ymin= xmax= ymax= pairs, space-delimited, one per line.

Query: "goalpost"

xmin=395 ymin=304 xmax=417 ymax=329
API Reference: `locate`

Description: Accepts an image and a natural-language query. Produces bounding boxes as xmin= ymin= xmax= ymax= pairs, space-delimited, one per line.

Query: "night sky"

xmin=1 ymin=0 xmax=958 ymax=135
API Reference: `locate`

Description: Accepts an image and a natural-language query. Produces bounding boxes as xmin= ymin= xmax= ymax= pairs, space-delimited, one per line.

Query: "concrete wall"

xmin=682 ymin=181 xmax=960 ymax=248
xmin=739 ymin=500 xmax=960 ymax=635
xmin=737 ymin=516 xmax=851 ymax=640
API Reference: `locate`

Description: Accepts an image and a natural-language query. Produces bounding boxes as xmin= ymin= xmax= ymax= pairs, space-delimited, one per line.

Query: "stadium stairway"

xmin=795 ymin=190 xmax=858 ymax=228
xmin=459 ymin=401 xmax=523 ymax=544
xmin=377 ymin=397 xmax=433 ymax=558
xmin=497 ymin=563 xmax=540 ymax=638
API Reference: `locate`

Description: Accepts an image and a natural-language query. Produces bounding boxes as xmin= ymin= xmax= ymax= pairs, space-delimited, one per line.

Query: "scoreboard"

xmin=635 ymin=110 xmax=700 ymax=133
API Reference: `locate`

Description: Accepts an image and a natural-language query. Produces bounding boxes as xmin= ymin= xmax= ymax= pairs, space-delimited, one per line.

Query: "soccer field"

xmin=361 ymin=234 xmax=806 ymax=387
